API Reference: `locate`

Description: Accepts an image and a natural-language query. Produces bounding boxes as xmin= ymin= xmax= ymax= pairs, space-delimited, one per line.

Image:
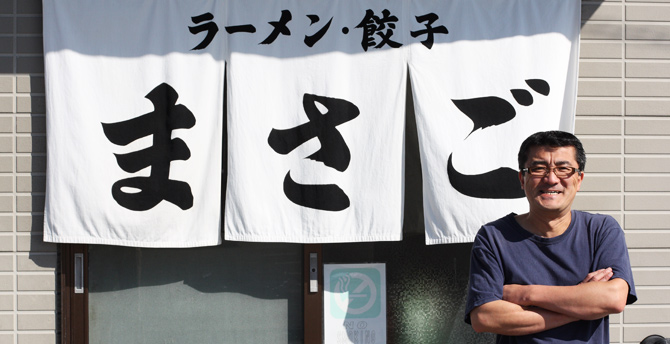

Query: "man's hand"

xmin=580 ymin=267 xmax=613 ymax=284
xmin=502 ymin=270 xmax=628 ymax=321
xmin=504 ymin=267 xmax=615 ymax=305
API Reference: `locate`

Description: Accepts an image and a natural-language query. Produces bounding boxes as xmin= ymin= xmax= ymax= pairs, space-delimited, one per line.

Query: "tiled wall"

xmin=578 ymin=0 xmax=670 ymax=343
xmin=0 ymin=0 xmax=57 ymax=343
xmin=0 ymin=0 xmax=668 ymax=343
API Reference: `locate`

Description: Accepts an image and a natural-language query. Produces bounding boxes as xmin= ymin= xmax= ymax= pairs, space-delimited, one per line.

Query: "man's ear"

xmin=518 ymin=171 xmax=524 ymax=189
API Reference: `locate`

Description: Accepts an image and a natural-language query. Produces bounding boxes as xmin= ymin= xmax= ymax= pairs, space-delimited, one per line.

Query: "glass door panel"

xmin=323 ymin=236 xmax=494 ymax=344
xmin=88 ymin=242 xmax=303 ymax=344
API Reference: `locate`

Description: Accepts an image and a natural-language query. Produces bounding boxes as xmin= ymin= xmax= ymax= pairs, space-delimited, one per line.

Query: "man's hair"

xmin=517 ymin=130 xmax=586 ymax=172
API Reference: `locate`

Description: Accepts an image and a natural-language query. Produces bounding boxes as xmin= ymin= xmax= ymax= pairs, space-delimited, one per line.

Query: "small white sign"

xmin=324 ymin=263 xmax=386 ymax=344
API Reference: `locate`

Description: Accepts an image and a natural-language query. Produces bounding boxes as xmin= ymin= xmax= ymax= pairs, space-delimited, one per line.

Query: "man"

xmin=464 ymin=131 xmax=636 ymax=343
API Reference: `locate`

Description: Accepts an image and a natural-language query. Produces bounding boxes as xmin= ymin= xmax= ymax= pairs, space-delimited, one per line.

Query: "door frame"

xmin=61 ymin=243 xmax=323 ymax=344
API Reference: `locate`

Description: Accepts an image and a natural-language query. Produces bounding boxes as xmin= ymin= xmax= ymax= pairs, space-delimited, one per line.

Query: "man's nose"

xmin=543 ymin=169 xmax=561 ymax=183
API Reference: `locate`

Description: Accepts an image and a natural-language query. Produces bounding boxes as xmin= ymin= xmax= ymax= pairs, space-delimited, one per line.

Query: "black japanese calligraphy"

xmin=268 ymin=94 xmax=360 ymax=211
xmin=304 ymin=15 xmax=333 ymax=47
xmin=410 ymin=13 xmax=449 ymax=49
xmin=189 ymin=12 xmax=219 ymax=50
xmin=448 ymin=79 xmax=550 ymax=199
xmin=102 ymin=83 xmax=195 ymax=211
xmin=225 ymin=24 xmax=256 ymax=34
xmin=189 ymin=10 xmax=448 ymax=51
xmin=355 ymin=9 xmax=402 ymax=51
xmin=283 ymin=171 xmax=350 ymax=211
xmin=261 ymin=9 xmax=292 ymax=45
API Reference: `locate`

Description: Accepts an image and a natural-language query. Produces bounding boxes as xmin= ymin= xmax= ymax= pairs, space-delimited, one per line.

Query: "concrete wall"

xmin=0 ymin=0 xmax=668 ymax=343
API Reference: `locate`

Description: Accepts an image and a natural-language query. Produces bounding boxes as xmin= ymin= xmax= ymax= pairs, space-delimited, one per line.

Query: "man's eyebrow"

xmin=529 ymin=160 xmax=549 ymax=166
xmin=528 ymin=160 xmax=574 ymax=166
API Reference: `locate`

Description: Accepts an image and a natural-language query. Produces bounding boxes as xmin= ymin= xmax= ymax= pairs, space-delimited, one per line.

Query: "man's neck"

xmin=515 ymin=209 xmax=573 ymax=238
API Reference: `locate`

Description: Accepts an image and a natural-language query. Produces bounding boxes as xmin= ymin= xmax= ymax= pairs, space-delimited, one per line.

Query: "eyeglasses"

xmin=521 ymin=166 xmax=580 ymax=179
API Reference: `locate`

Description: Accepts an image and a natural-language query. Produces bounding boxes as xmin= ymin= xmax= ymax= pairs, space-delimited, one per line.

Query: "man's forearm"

xmin=470 ymin=300 xmax=576 ymax=336
xmin=503 ymin=278 xmax=629 ymax=320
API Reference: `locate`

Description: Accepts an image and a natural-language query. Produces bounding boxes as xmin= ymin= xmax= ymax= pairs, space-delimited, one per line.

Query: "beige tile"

xmin=633 ymin=269 xmax=670 ymax=286
xmin=626 ymin=195 xmax=670 ymax=210
xmin=627 ymin=61 xmax=670 ymax=77
xmin=627 ymin=81 xmax=670 ymax=97
xmin=16 ymin=215 xmax=43 ymax=233
xmin=626 ymin=42 xmax=670 ymax=59
xmin=624 ymin=326 xmax=670 ymax=343
xmin=17 ymin=274 xmax=55 ymax=291
xmin=627 ymin=213 xmax=670 ymax=229
xmin=625 ymin=157 xmax=670 ymax=173
xmin=578 ymin=61 xmax=622 ymax=78
xmin=0 ymin=237 xmax=13 ymax=253
xmin=626 ymin=138 xmax=670 ymax=154
xmin=17 ymin=294 xmax=55 ymax=311
xmin=573 ymin=194 xmax=622 ymax=211
xmin=16 ymin=254 xmax=56 ymax=272
xmin=580 ymin=175 xmax=622 ymax=192
xmin=626 ymin=118 xmax=670 ymax=135
xmin=575 ymin=118 xmax=622 ymax=135
xmin=0 ymin=96 xmax=12 ymax=113
xmin=18 ymin=313 xmax=55 ymax=330
xmin=582 ymin=138 xmax=622 ymax=154
xmin=16 ymin=136 xmax=46 ymax=153
xmin=629 ymin=250 xmax=670 ymax=267
xmin=580 ymin=42 xmax=622 ymax=59
xmin=0 ymin=275 xmax=13 ymax=291
xmin=586 ymin=156 xmax=622 ymax=173
xmin=0 ymin=334 xmax=13 ymax=344
xmin=0 ymin=255 xmax=14 ymax=271
xmin=583 ymin=3 xmax=622 ymax=21
xmin=0 ymin=294 xmax=12 ymax=311
xmin=16 ymin=333 xmax=56 ymax=344
xmin=17 ymin=156 xmax=46 ymax=173
xmin=0 ymin=196 xmax=13 ymax=213
xmin=581 ymin=23 xmax=623 ymax=40
xmin=0 ymin=176 xmax=13 ymax=192
xmin=0 ymin=156 xmax=13 ymax=173
xmin=0 ymin=117 xmax=12 ymax=133
xmin=17 ymin=175 xmax=46 ymax=193
xmin=624 ymin=307 xmax=670 ymax=323
xmin=627 ymin=24 xmax=670 ymax=40
xmin=0 ymin=76 xmax=13 ymax=93
xmin=0 ymin=137 xmax=13 ymax=153
xmin=610 ymin=325 xmax=621 ymax=342
xmin=16 ymin=195 xmax=44 ymax=213
xmin=16 ymin=234 xmax=56 ymax=253
xmin=578 ymin=80 xmax=622 ymax=97
xmin=576 ymin=99 xmax=622 ymax=116
xmin=16 ymin=116 xmax=46 ymax=134
xmin=16 ymin=75 xmax=44 ymax=94
xmin=0 ymin=314 xmax=13 ymax=330
xmin=626 ymin=176 xmax=670 ymax=192
xmin=634 ymin=288 xmax=670 ymax=304
xmin=0 ymin=216 xmax=12 ymax=232
xmin=627 ymin=5 xmax=670 ymax=21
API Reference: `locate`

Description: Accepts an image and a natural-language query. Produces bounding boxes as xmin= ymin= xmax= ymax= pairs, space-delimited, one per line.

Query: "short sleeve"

xmin=591 ymin=215 xmax=637 ymax=305
xmin=464 ymin=228 xmax=505 ymax=324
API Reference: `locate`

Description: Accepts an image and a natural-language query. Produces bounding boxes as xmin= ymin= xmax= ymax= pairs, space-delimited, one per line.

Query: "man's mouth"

xmin=541 ymin=190 xmax=561 ymax=195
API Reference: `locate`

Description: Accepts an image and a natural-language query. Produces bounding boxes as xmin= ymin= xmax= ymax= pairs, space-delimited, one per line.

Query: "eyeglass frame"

xmin=521 ymin=166 xmax=581 ymax=179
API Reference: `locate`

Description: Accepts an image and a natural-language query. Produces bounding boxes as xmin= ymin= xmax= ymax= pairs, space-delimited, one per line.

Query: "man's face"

xmin=518 ymin=145 xmax=584 ymax=216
